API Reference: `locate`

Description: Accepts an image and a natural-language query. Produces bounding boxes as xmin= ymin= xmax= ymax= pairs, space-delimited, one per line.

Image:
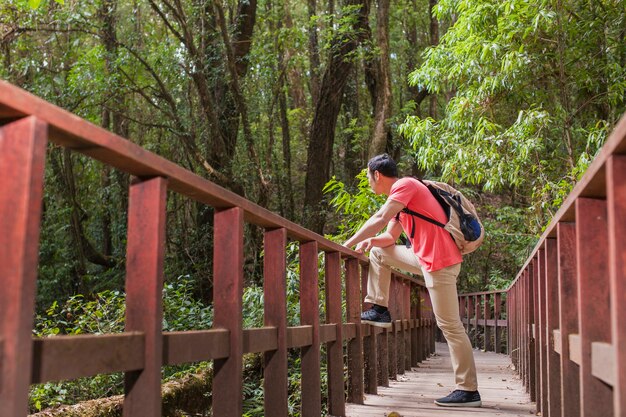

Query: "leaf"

xmin=55 ymin=0 xmax=65 ymax=3
xmin=29 ymin=0 xmax=42 ymax=8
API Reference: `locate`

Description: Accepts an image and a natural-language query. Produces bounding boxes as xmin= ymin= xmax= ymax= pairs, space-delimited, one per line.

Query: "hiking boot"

xmin=434 ymin=389 xmax=482 ymax=407
xmin=360 ymin=308 xmax=392 ymax=328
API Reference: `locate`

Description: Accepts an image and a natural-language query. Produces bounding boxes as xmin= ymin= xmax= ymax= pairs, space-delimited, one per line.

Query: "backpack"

xmin=396 ymin=178 xmax=484 ymax=255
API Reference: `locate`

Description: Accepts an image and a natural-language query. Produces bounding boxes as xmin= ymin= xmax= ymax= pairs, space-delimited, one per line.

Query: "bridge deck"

xmin=346 ymin=342 xmax=534 ymax=417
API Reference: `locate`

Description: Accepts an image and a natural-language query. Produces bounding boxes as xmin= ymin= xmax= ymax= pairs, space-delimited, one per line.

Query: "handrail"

xmin=0 ymin=81 xmax=437 ymax=417
xmin=505 ymin=112 xmax=626 ymax=416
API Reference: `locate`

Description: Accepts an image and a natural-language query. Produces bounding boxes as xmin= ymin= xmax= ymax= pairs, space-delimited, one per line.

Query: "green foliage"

xmin=401 ymin=0 xmax=624 ymax=231
xmin=323 ymin=169 xmax=385 ymax=242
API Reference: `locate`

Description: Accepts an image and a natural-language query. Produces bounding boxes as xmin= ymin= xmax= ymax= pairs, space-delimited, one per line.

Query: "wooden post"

xmin=410 ymin=284 xmax=419 ymax=367
xmin=361 ymin=264 xmax=378 ymax=395
xmin=264 ymin=228 xmax=288 ymax=417
xmin=575 ymin=198 xmax=613 ymax=417
xmin=212 ymin=207 xmax=244 ymax=417
xmin=607 ymin=156 xmax=626 ymax=416
xmin=0 ymin=117 xmax=48 ymax=417
xmin=325 ymin=252 xmax=345 ymax=417
xmin=300 ymin=241 xmax=321 ymax=417
xmin=557 ymin=222 xmax=580 ymax=417
xmin=467 ymin=296 xmax=475 ymax=347
xmin=484 ymin=294 xmax=492 ymax=351
xmin=494 ymin=293 xmax=502 ymax=353
xmin=531 ymin=260 xmax=539 ymax=404
xmin=404 ymin=281 xmax=411 ymax=371
xmin=544 ymin=238 xmax=562 ymax=417
xmin=388 ymin=276 xmax=398 ymax=380
xmin=538 ymin=249 xmax=548 ymax=415
xmin=346 ymin=258 xmax=364 ymax=404
xmin=124 ymin=176 xmax=168 ymax=417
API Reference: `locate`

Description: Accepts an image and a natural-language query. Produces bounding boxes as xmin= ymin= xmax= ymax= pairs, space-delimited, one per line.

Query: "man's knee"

xmin=369 ymin=246 xmax=385 ymax=263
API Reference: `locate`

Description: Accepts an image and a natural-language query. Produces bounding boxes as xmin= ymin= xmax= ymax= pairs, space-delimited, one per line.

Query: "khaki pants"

xmin=365 ymin=245 xmax=478 ymax=391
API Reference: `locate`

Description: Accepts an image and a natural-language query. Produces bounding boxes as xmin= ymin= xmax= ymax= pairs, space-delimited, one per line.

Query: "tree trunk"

xmin=307 ymin=0 xmax=321 ymax=106
xmin=429 ymin=0 xmax=439 ymax=118
xmin=368 ymin=0 xmax=392 ymax=158
xmin=303 ymin=0 xmax=370 ymax=233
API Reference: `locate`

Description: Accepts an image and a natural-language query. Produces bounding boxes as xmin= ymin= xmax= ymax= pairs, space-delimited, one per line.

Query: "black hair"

xmin=367 ymin=153 xmax=398 ymax=178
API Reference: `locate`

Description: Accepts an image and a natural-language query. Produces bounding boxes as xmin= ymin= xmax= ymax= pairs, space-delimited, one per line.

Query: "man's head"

xmin=367 ymin=153 xmax=398 ymax=194
xmin=368 ymin=153 xmax=398 ymax=178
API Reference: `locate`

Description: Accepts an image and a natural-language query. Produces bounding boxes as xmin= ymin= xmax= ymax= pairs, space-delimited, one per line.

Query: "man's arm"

xmin=343 ymin=199 xmax=404 ymax=248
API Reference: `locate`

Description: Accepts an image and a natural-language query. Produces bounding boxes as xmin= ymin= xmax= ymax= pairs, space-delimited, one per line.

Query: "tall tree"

xmin=303 ymin=0 xmax=370 ymax=233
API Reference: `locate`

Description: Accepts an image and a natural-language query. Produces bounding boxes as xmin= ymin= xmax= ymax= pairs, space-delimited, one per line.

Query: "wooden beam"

xmin=0 ymin=117 xmax=48 ymax=416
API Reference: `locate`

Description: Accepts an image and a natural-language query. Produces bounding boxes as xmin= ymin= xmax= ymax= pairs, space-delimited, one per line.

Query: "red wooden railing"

xmin=457 ymin=290 xmax=508 ymax=353
xmin=504 ymin=113 xmax=626 ymax=417
xmin=0 ymin=81 xmax=439 ymax=417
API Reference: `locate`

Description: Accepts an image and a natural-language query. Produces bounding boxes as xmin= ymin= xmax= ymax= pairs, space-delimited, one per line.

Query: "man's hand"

xmin=354 ymin=238 xmax=374 ymax=253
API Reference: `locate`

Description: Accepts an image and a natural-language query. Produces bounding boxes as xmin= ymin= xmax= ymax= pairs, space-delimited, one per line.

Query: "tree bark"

xmin=428 ymin=0 xmax=439 ymax=118
xmin=368 ymin=0 xmax=392 ymax=158
xmin=303 ymin=0 xmax=370 ymax=233
xmin=307 ymin=0 xmax=321 ymax=106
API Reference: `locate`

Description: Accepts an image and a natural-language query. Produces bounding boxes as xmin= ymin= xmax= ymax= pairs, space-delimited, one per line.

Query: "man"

xmin=343 ymin=153 xmax=481 ymax=408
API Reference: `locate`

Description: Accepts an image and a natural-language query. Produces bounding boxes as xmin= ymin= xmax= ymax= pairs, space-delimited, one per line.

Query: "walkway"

xmin=346 ymin=343 xmax=534 ymax=417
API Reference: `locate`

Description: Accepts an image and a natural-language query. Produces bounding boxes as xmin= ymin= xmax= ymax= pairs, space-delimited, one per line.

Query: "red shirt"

xmin=388 ymin=177 xmax=462 ymax=271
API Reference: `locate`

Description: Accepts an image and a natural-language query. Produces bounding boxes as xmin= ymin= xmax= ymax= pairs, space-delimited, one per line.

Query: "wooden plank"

xmin=162 ymin=330 xmax=229 ymax=364
xmin=343 ymin=323 xmax=357 ymax=340
xmin=494 ymin=293 xmax=502 ymax=354
xmin=124 ymin=176 xmax=167 ymax=417
xmin=346 ymin=258 xmax=364 ymax=404
xmin=346 ymin=342 xmax=535 ymax=417
xmin=286 ymin=326 xmax=313 ymax=349
xmin=0 ymin=117 xmax=48 ymax=417
xmin=244 ymin=327 xmax=278 ymax=354
xmin=325 ymin=252 xmax=345 ymax=417
xmin=607 ymin=155 xmax=626 ymax=415
xmin=544 ymin=238 xmax=561 ymax=417
xmin=378 ymin=329 xmax=389 ymax=387
xmin=570 ymin=334 xmax=582 ymax=365
xmin=576 ymin=198 xmax=614 ymax=417
xmin=403 ymin=282 xmax=411 ymax=371
xmin=556 ymin=222 xmax=581 ymax=417
xmin=263 ymin=228 xmax=288 ymax=417
xmin=538 ymin=251 xmax=548 ymax=414
xmin=319 ymin=324 xmax=337 ymax=344
xmin=553 ymin=330 xmax=561 ymax=355
xmin=212 ymin=207 xmax=244 ymax=417
xmin=362 ymin=264 xmax=378 ymax=395
xmin=31 ymin=333 xmax=144 ymax=383
xmin=527 ymin=264 xmax=536 ymax=410
xmin=591 ymin=342 xmax=615 ymax=387
xmin=300 ymin=241 xmax=321 ymax=417
xmin=388 ymin=278 xmax=398 ymax=380
xmin=484 ymin=294 xmax=492 ymax=351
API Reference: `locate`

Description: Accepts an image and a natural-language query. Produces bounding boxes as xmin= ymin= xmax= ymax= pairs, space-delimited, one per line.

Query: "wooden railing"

xmin=505 ymin=113 xmax=626 ymax=417
xmin=458 ymin=290 xmax=508 ymax=353
xmin=0 ymin=81 xmax=438 ymax=417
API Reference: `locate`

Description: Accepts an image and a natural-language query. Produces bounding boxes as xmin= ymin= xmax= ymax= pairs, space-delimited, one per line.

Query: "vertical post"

xmin=300 ymin=241 xmax=321 ymax=417
xmin=388 ymin=276 xmax=398 ymax=380
xmin=544 ymin=238 xmax=562 ymax=417
xmin=0 ymin=117 xmax=47 ymax=417
xmin=410 ymin=283 xmax=418 ymax=367
xmin=467 ymin=296 xmax=475 ymax=347
xmin=124 ymin=176 xmax=168 ymax=417
xmin=557 ymin=222 xmax=580 ymax=417
xmin=494 ymin=293 xmax=502 ymax=353
xmin=361 ymin=264 xmax=378 ymax=395
xmin=575 ymin=198 xmax=613 ymax=417
xmin=346 ymin=258 xmax=363 ymax=404
xmin=475 ymin=295 xmax=481 ymax=349
xmin=415 ymin=287 xmax=423 ymax=363
xmin=538 ymin=249 xmax=548 ymax=415
xmin=607 ymin=156 xmax=626 ymax=416
xmin=531 ymin=260 xmax=539 ymax=404
xmin=325 ymin=252 xmax=345 ymax=417
xmin=264 ymin=228 xmax=288 ymax=417
xmin=213 ymin=207 xmax=244 ymax=417
xmin=484 ymin=294 xmax=492 ymax=351
xmin=404 ymin=281 xmax=411 ymax=371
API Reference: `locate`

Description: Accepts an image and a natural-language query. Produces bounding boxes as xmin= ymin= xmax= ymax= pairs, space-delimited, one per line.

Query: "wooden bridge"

xmin=0 ymin=80 xmax=625 ymax=417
